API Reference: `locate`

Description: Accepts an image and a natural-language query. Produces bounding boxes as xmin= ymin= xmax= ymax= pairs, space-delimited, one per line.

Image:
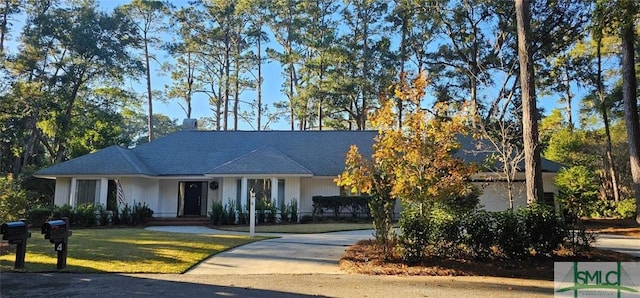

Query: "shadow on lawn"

xmin=1 ymin=259 xmax=107 ymax=273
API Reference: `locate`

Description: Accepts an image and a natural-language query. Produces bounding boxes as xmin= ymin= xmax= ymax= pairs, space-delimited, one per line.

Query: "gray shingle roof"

xmin=456 ymin=135 xmax=564 ymax=172
xmin=36 ymin=130 xmax=377 ymax=177
xmin=208 ymin=146 xmax=313 ymax=175
xmin=35 ymin=145 xmax=154 ymax=177
xmin=35 ymin=130 xmax=563 ymax=178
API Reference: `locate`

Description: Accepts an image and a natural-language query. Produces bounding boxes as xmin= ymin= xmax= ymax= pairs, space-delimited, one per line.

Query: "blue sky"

xmin=4 ymin=0 xmax=596 ymax=131
xmin=97 ymin=0 xmax=290 ymax=130
xmin=96 ymin=0 xmax=592 ymax=130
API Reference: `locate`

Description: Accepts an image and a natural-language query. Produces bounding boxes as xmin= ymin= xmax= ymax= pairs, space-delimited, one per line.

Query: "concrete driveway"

xmin=145 ymin=226 xmax=375 ymax=274
xmin=593 ymin=233 xmax=640 ymax=258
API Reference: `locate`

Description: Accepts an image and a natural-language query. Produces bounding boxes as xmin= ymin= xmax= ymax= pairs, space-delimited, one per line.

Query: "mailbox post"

xmin=41 ymin=217 xmax=72 ymax=269
xmin=0 ymin=220 xmax=31 ymax=269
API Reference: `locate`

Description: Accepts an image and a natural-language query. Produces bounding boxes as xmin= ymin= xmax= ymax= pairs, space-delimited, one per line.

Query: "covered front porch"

xmin=50 ymin=175 xmax=308 ymax=219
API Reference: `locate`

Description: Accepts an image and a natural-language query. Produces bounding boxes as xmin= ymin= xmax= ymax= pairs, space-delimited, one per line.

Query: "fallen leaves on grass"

xmin=593 ymin=227 xmax=640 ymax=237
xmin=583 ymin=218 xmax=640 ymax=237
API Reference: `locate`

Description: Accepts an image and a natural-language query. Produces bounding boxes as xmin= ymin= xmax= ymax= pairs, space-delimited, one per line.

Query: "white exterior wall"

xmin=119 ymin=177 xmax=160 ymax=213
xmin=299 ymin=177 xmax=340 ymax=215
xmin=220 ymin=177 xmax=239 ymax=207
xmin=54 ymin=178 xmax=71 ymax=206
xmin=543 ymin=173 xmax=558 ymax=193
xmin=474 ymin=181 xmax=527 ymax=211
xmin=473 ymin=172 xmax=559 ymax=212
xmin=284 ymin=177 xmax=301 ymax=212
xmin=207 ymin=179 xmax=221 ymax=209
xmin=157 ymin=179 xmax=179 ymax=217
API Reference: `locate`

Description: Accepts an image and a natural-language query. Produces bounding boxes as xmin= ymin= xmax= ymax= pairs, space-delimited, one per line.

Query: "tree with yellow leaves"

xmin=336 ymin=72 xmax=476 ymax=257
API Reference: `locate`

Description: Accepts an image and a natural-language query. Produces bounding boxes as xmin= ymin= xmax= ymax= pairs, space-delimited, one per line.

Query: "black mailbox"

xmin=1 ymin=221 xmax=30 ymax=244
xmin=42 ymin=219 xmax=69 ymax=243
xmin=41 ymin=217 xmax=71 ymax=269
xmin=0 ymin=220 xmax=31 ymax=269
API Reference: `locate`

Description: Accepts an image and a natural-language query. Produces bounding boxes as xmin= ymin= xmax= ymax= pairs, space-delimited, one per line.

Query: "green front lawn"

xmin=0 ymin=228 xmax=264 ymax=273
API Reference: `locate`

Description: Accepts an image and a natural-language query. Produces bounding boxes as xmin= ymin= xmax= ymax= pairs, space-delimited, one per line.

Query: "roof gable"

xmin=208 ymin=146 xmax=313 ymax=175
xmin=35 ymin=145 xmax=154 ymax=177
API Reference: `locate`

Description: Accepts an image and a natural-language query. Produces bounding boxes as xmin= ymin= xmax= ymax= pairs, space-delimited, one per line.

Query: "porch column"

xmin=242 ymin=177 xmax=256 ymax=237
xmin=271 ymin=177 xmax=278 ymax=207
xmin=241 ymin=177 xmax=248 ymax=210
xmin=98 ymin=178 xmax=108 ymax=207
xmin=69 ymin=177 xmax=77 ymax=207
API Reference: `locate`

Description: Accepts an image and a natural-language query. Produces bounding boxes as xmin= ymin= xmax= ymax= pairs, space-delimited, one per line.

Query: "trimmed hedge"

xmin=26 ymin=202 xmax=153 ymax=228
xmin=210 ymin=198 xmax=298 ymax=225
xmin=312 ymin=195 xmax=371 ymax=219
xmin=398 ymin=203 xmax=569 ymax=262
xmin=26 ymin=207 xmax=53 ymax=228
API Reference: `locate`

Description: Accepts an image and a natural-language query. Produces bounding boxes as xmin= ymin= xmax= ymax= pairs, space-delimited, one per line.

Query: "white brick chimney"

xmin=182 ymin=119 xmax=198 ymax=131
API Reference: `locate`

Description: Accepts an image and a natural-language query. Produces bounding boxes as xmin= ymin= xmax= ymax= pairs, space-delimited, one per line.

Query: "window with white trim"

xmin=76 ymin=179 xmax=100 ymax=205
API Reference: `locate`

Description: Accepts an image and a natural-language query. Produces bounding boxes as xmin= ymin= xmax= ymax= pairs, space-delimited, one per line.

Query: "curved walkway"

xmin=145 ymin=226 xmax=375 ymax=274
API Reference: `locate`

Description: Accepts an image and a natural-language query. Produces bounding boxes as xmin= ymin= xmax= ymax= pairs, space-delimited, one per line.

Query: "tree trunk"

xmin=563 ymin=71 xmax=573 ymax=130
xmin=223 ymin=30 xmax=230 ymax=131
xmin=14 ymin=112 xmax=39 ymax=176
xmin=469 ymin=65 xmax=479 ymax=126
xmin=55 ymin=77 xmax=84 ymax=163
xmin=360 ymin=18 xmax=369 ymax=130
xmin=515 ymin=0 xmax=544 ymax=204
xmin=619 ymin=0 xmax=640 ymax=223
xmin=397 ymin=15 xmax=407 ymax=129
xmin=145 ymin=37 xmax=154 ymax=142
xmin=257 ymin=35 xmax=262 ymax=131
xmin=597 ymin=39 xmax=620 ymax=203
xmin=0 ymin=0 xmax=9 ymax=56
xmin=289 ymin=58 xmax=295 ymax=131
xmin=233 ymin=34 xmax=240 ymax=131
xmin=317 ymin=98 xmax=322 ymax=130
xmin=186 ymin=51 xmax=193 ymax=119
xmin=215 ymin=80 xmax=222 ymax=131
xmin=318 ymin=64 xmax=324 ymax=131
xmin=286 ymin=5 xmax=295 ymax=131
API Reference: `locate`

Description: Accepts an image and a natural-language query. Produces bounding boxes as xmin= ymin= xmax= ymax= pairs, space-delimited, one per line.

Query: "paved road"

xmin=0 ymin=272 xmax=554 ymax=297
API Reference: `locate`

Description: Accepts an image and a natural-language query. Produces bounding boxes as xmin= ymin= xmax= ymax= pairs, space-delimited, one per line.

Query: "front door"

xmin=184 ymin=182 xmax=202 ymax=216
